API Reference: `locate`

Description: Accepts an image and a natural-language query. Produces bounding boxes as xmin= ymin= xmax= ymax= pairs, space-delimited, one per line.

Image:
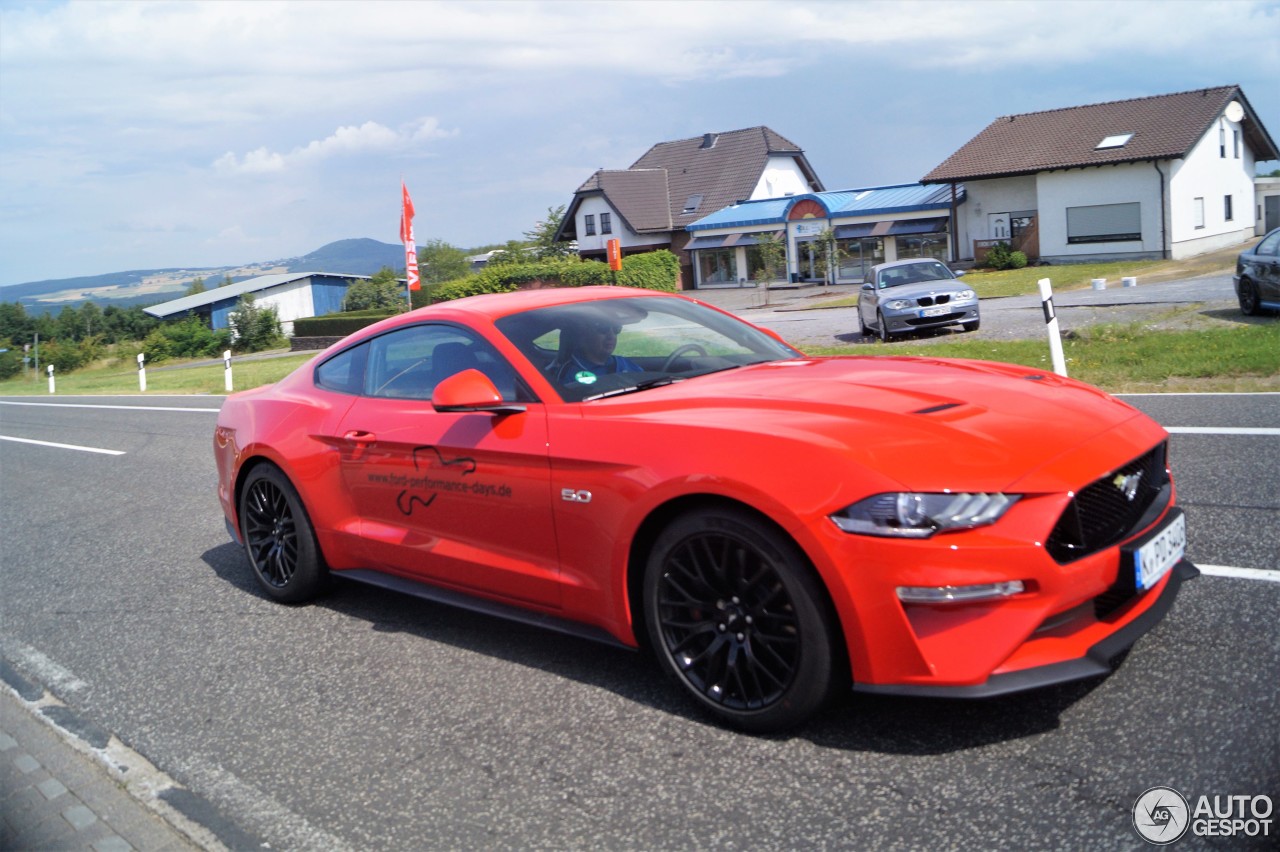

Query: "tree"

xmin=185 ymin=277 xmax=206 ymax=296
xmin=524 ymin=205 xmax=575 ymax=259
xmin=343 ymin=267 xmax=405 ymax=312
xmin=228 ymin=294 xmax=283 ymax=352
xmin=79 ymin=301 xmax=102 ymax=337
xmin=419 ymin=239 xmax=470 ymax=284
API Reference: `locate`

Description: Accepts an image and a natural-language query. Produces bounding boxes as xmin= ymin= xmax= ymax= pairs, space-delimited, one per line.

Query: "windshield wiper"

xmin=582 ymin=376 xmax=685 ymax=401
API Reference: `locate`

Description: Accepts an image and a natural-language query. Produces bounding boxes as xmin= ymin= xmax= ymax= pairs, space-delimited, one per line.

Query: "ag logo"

xmin=1133 ymin=786 xmax=1190 ymax=845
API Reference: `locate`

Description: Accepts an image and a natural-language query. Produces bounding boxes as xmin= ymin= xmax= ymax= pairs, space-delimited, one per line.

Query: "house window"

xmin=600 ymin=212 xmax=612 ymax=235
xmin=1234 ymin=130 xmax=1241 ymax=159
xmin=1066 ymin=202 xmax=1141 ymax=244
xmin=1194 ymin=198 xmax=1205 ymax=230
xmin=1225 ymin=195 xmax=1234 ymax=222
xmin=584 ymin=214 xmax=596 ymax=236
xmin=1219 ymin=125 xmax=1226 ymax=158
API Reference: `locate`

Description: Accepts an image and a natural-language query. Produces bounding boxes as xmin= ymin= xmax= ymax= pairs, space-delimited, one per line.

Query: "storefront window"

xmin=895 ymin=233 xmax=948 ymax=261
xmin=696 ymin=249 xmax=737 ymax=286
xmin=834 ymin=238 xmax=885 ymax=281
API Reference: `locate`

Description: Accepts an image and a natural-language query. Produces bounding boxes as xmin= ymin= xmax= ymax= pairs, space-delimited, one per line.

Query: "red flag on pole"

xmin=400 ymin=181 xmax=420 ymax=292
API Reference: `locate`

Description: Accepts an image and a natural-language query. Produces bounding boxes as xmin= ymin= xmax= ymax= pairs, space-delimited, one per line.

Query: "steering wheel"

xmin=662 ymin=344 xmax=708 ymax=372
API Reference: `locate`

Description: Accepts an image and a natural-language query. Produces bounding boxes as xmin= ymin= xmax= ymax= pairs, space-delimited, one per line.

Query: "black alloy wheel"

xmin=644 ymin=507 xmax=837 ymax=733
xmin=240 ymin=465 xmax=327 ymax=603
xmin=1238 ymin=280 xmax=1261 ymax=316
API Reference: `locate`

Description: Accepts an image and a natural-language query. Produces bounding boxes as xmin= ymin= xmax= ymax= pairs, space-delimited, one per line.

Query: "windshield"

xmin=877 ymin=261 xmax=956 ymax=289
xmin=494 ymin=295 xmax=800 ymax=402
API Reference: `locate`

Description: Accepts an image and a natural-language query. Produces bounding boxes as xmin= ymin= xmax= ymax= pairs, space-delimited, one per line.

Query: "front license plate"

xmin=920 ymin=306 xmax=949 ymax=318
xmin=1127 ymin=508 xmax=1186 ymax=591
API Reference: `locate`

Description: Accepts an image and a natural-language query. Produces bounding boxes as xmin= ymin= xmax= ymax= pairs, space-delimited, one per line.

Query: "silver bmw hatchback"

xmin=858 ymin=258 xmax=979 ymax=342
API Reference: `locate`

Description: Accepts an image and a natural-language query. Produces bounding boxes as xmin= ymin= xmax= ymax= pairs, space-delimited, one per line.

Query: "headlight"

xmin=955 ymin=289 xmax=976 ymax=301
xmin=884 ymin=299 xmax=913 ymax=310
xmin=830 ymin=492 xmax=1019 ymax=538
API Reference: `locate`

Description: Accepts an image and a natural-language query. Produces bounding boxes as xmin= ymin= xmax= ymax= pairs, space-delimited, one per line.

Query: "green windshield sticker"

xmin=574 ymin=370 xmax=598 ymax=385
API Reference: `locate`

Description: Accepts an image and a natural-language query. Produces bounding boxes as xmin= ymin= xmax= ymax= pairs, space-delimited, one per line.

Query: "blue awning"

xmin=686 ymin=230 xmax=782 ymax=250
xmin=888 ymin=217 xmax=949 ymax=235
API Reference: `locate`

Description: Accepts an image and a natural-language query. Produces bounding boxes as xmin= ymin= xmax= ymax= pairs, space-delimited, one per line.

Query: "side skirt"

xmin=336 ymin=568 xmax=635 ymax=652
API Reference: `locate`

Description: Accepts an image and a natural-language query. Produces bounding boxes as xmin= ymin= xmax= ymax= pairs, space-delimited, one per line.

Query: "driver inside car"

xmin=548 ymin=315 xmax=642 ymax=387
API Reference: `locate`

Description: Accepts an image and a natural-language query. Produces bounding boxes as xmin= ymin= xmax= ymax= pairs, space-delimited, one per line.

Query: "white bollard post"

xmin=1037 ymin=278 xmax=1068 ymax=377
xmin=1091 ymin=278 xmax=1107 ymax=290
xmin=137 ymin=352 xmax=147 ymax=392
xmin=47 ymin=364 xmax=55 ymax=394
xmin=1122 ymin=276 xmax=1137 ymax=288
xmin=224 ymin=349 xmax=233 ymax=392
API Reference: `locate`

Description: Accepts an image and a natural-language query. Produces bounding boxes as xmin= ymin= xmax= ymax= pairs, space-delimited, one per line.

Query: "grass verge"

xmin=1 ymin=352 xmax=315 ymax=396
xmin=806 ymin=321 xmax=1280 ymax=392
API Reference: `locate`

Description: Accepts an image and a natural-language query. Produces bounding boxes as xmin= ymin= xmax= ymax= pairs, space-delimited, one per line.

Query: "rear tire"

xmin=239 ymin=464 xmax=328 ymax=603
xmin=643 ymin=507 xmax=837 ymax=733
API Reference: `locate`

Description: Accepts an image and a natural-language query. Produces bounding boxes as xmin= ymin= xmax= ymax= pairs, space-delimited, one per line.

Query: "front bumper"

xmin=852 ymin=558 xmax=1198 ymax=698
xmin=884 ymin=305 xmax=978 ymax=334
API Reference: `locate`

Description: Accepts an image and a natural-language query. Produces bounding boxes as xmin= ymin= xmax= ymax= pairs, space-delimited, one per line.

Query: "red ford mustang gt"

xmin=214 ymin=286 xmax=1196 ymax=732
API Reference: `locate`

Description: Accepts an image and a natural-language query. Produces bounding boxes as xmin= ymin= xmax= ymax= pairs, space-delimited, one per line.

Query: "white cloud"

xmin=213 ymin=118 xmax=457 ymax=175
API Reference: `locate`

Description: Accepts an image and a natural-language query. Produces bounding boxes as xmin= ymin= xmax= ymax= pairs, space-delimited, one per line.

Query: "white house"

xmin=554 ymin=126 xmax=824 ymax=287
xmin=922 ymin=86 xmax=1279 ymax=263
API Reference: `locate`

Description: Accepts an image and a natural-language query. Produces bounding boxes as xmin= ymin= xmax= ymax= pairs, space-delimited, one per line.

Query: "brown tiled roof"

xmin=592 ymin=169 xmax=672 ymax=233
xmin=631 ymin=126 xmax=823 ymax=228
xmin=560 ymin=126 xmax=824 ymax=240
xmin=923 ymin=86 xmax=1279 ymax=183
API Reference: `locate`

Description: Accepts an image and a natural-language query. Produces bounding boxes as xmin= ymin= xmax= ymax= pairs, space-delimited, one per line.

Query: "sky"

xmin=1 ymin=0 xmax=1278 ymax=287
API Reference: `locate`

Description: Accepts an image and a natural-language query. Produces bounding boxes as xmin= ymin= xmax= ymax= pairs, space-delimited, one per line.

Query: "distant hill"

xmin=1 ymin=238 xmax=405 ymax=314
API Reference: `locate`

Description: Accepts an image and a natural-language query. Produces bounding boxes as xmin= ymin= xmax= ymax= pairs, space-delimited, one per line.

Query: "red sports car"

xmin=214 ymin=286 xmax=1196 ymax=732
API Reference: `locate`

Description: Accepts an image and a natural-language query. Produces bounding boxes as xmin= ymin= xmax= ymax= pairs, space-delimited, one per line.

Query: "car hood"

xmin=596 ymin=356 xmax=1158 ymax=492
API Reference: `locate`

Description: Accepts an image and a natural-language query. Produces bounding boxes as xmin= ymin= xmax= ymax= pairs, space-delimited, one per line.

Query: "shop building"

xmin=684 ymin=183 xmax=962 ymax=288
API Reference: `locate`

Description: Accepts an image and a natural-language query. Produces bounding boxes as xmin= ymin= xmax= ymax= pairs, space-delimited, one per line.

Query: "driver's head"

xmin=579 ymin=317 xmax=622 ymax=364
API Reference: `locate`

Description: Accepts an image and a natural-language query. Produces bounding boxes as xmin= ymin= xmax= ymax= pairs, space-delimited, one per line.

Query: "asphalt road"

xmin=1 ymin=393 xmax=1277 ymax=851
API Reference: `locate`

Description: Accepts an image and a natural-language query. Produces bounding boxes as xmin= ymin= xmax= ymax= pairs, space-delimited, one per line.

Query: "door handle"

xmin=343 ymin=430 xmax=376 ymax=460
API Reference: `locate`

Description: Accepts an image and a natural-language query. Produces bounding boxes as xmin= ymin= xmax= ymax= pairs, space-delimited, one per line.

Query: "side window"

xmin=366 ymin=324 xmax=527 ymax=402
xmin=315 ymin=342 xmax=368 ymax=395
xmin=1256 ymin=232 xmax=1280 ymax=257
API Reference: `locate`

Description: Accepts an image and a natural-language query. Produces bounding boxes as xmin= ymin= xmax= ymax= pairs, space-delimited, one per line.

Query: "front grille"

xmin=916 ymin=294 xmax=952 ymax=307
xmin=1045 ymin=442 xmax=1169 ymax=563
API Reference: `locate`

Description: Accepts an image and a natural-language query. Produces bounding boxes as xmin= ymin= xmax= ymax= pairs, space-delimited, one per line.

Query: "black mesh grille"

xmin=1045 ymin=442 xmax=1169 ymax=563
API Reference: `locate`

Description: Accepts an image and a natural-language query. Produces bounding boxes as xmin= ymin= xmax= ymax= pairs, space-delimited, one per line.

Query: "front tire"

xmin=643 ymin=507 xmax=837 ymax=733
xmin=962 ymin=318 xmax=981 ymax=332
xmin=1238 ymin=280 xmax=1261 ymax=316
xmin=239 ymin=464 xmax=327 ymax=603
xmin=876 ymin=311 xmax=890 ymax=343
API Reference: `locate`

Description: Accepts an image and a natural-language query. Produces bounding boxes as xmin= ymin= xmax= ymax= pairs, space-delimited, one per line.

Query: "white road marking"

xmin=0 ymin=400 xmax=219 ymax=413
xmin=1164 ymin=427 xmax=1280 ymax=436
xmin=0 ymin=640 xmax=88 ymax=695
xmin=0 ymin=435 xmax=125 ymax=456
xmin=1198 ymin=564 xmax=1280 ymax=583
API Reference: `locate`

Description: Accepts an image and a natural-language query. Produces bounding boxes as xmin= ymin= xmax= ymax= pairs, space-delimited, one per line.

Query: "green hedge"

xmin=294 ymin=312 xmax=397 ymax=337
xmin=411 ymin=250 xmax=681 ymax=308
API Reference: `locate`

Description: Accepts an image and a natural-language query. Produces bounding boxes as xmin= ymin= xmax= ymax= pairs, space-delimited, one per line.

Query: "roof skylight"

xmin=1096 ymin=133 xmax=1134 ymax=150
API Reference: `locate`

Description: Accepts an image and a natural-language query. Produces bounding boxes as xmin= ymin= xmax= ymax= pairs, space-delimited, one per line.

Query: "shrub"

xmin=412 ymin=250 xmax=680 ymax=307
xmin=294 ymin=313 xmax=396 ymax=338
xmin=0 ymin=347 xmax=22 ymax=380
xmin=984 ymin=242 xmax=1028 ymax=270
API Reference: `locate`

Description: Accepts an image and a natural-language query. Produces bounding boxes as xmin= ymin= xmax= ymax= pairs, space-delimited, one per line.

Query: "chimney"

xmin=700 ymin=133 xmax=718 ymax=149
